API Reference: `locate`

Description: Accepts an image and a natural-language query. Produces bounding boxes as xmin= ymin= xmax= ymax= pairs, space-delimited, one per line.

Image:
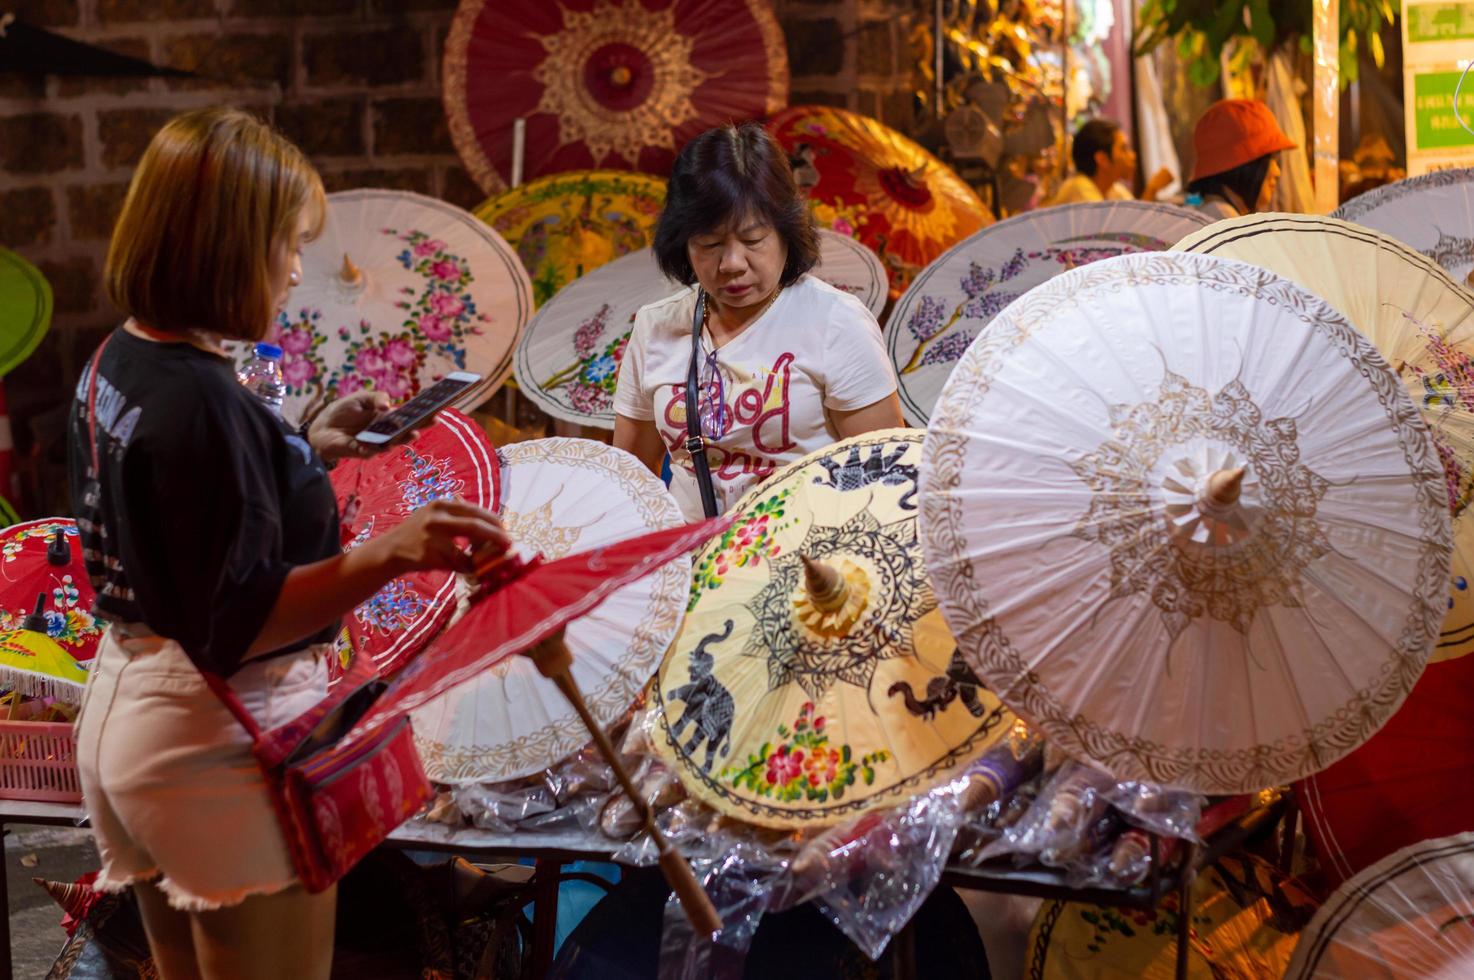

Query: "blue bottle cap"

xmin=253 ymin=342 xmax=283 ymax=359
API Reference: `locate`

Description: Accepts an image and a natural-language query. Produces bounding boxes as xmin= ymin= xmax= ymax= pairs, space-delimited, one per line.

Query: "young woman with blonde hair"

xmin=69 ymin=106 xmax=509 ymax=979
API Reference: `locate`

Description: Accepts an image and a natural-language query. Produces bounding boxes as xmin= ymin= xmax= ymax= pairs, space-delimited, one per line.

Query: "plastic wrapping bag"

xmin=1106 ymin=780 xmax=1205 ymax=841
xmin=1040 ymin=809 xmax=1122 ymax=869
xmin=1066 ymin=825 xmax=1185 ymax=889
xmin=656 ymin=841 xmax=792 ymax=980
xmin=796 ymin=786 xmax=970 ymax=960
xmin=978 ymin=761 xmax=1115 ymax=865
xmin=452 ymin=780 xmax=558 ymax=833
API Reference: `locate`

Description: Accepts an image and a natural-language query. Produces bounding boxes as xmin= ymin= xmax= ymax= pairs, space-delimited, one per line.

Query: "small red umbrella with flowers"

xmin=328 ymin=409 xmax=499 ymax=680
xmin=0 ymin=519 xmax=103 ymax=664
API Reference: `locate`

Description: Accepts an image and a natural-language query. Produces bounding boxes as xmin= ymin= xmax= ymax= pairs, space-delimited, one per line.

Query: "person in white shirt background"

xmin=613 ymin=122 xmax=904 ymax=521
xmin=1047 ymin=117 xmax=1175 ymax=207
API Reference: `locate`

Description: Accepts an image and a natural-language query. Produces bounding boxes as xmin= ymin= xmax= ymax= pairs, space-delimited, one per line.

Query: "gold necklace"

xmin=702 ymin=286 xmax=782 ymax=348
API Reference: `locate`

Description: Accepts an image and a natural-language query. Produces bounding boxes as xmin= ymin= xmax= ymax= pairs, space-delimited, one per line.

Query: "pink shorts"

xmin=75 ymin=627 xmax=328 ymax=911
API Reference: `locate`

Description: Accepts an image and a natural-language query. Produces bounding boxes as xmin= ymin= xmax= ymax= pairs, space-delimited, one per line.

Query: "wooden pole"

xmin=526 ymin=633 xmax=723 ymax=938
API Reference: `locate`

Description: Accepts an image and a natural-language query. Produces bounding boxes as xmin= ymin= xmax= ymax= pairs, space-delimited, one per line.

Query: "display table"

xmin=0 ymin=796 xmax=1290 ymax=980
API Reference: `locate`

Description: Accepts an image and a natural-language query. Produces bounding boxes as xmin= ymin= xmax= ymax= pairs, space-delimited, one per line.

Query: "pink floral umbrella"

xmin=260 ymin=189 xmax=533 ymax=427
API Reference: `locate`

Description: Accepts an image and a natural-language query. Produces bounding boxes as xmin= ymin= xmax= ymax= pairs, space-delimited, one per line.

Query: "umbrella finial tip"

xmin=340 ymin=253 xmax=361 ymax=285
xmin=799 ymin=554 xmax=848 ymax=611
xmin=1205 ymin=466 xmax=1246 ymax=508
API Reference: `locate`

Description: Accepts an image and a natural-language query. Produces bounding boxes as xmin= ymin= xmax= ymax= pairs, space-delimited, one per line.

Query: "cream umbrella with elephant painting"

xmin=256 ymin=188 xmax=532 ymax=427
xmin=652 ymin=428 xmax=1015 ymax=830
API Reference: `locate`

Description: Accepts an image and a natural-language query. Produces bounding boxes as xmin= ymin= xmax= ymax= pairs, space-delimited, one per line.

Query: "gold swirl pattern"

xmin=531 ymin=1 xmax=708 ymax=167
xmin=1070 ymin=371 xmax=1333 ymax=640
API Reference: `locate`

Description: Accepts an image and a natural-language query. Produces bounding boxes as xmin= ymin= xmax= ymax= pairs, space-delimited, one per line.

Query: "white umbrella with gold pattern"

xmin=921 ymin=252 xmax=1453 ymax=794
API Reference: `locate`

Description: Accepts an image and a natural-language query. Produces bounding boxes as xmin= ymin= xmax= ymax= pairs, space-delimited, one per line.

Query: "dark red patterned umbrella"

xmin=443 ymin=0 xmax=789 ymax=193
xmin=329 ymin=409 xmax=499 ymax=678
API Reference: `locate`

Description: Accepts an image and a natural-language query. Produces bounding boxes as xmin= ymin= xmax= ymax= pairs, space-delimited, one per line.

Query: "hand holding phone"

xmin=354 ymin=372 xmax=482 ymax=444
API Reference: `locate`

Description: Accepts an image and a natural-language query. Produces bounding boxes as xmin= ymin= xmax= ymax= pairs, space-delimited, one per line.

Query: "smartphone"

xmin=354 ymin=371 xmax=482 ymax=444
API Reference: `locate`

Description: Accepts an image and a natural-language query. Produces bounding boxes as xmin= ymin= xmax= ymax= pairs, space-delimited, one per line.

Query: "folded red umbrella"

xmin=350 ymin=513 xmax=732 ymax=737
xmin=329 ymin=409 xmax=499 ymax=678
xmin=339 ymin=512 xmax=732 ymax=936
xmin=1297 ymin=650 xmax=1474 ymax=887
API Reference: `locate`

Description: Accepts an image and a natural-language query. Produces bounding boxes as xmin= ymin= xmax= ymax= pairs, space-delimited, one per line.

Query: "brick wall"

xmin=0 ymin=0 xmax=893 ymax=516
xmin=778 ymin=0 xmax=917 ymax=132
xmin=0 ymin=0 xmax=470 ymax=514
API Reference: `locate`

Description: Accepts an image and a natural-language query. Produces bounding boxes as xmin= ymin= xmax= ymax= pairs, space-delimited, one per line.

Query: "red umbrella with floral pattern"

xmin=769 ymin=105 xmax=991 ymax=297
xmin=444 ymin=0 xmax=789 ymax=194
xmin=259 ymin=189 xmax=532 ymax=428
xmin=0 ymin=519 xmax=103 ymax=665
xmin=328 ymin=409 xmax=499 ymax=679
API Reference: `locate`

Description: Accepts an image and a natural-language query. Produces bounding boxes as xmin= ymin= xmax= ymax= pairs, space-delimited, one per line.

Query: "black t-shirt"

xmin=67 ymin=327 xmax=341 ymax=676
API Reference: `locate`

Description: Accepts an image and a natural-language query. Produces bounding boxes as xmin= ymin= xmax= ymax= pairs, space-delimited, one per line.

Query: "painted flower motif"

xmin=688 ymin=490 xmax=793 ymax=609
xmin=542 ymin=309 xmax=631 ymax=417
xmin=52 ymin=576 xmax=80 ymax=610
xmin=905 ymin=294 xmax=948 ymax=343
xmin=283 ymin=357 xmax=318 ymax=387
xmin=413 ymin=238 xmax=447 ymax=257
xmin=583 ymin=353 xmax=617 ymax=385
xmin=573 ymin=305 xmax=611 ymax=358
xmin=427 ymin=290 xmax=466 ymax=319
xmin=417 ymin=314 xmax=452 ymax=343
xmin=430 ymin=259 xmax=462 ymax=283
xmin=960 ymin=261 xmax=996 ymax=298
xmin=567 ymin=381 xmax=611 ymax=415
xmin=960 ymin=289 xmax=1018 ymax=323
xmin=384 ymin=337 xmax=417 ymax=369
xmin=377 ymin=371 xmax=414 ymax=400
xmin=356 ymin=347 xmax=388 ymax=378
xmin=916 ymin=330 xmax=974 ymax=369
xmin=765 ymin=744 xmax=804 ymax=785
xmin=803 ymin=746 xmax=839 ymax=786
xmin=279 ymin=327 xmax=314 ymax=355
xmin=998 ymin=248 xmax=1028 ymax=281
xmin=3 ymin=524 xmax=77 ymax=564
xmin=721 ymin=701 xmax=890 ymax=804
xmin=355 ymin=579 xmax=429 ymax=635
xmin=397 ymin=448 xmax=464 ymax=510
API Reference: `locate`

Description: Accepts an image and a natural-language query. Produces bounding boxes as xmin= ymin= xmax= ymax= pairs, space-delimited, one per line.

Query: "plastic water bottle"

xmin=237 ymin=342 xmax=286 ymax=416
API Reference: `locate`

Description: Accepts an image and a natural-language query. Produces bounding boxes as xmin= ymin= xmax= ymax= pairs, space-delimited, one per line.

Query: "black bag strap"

xmin=685 ymin=288 xmax=720 ymax=519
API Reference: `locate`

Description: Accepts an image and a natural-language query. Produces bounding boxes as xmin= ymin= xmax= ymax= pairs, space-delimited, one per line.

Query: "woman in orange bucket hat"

xmin=1185 ymin=99 xmax=1297 ymax=219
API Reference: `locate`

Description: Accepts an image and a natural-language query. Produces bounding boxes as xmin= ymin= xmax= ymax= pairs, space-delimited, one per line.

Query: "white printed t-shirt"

xmin=614 ymin=274 xmax=898 ymax=521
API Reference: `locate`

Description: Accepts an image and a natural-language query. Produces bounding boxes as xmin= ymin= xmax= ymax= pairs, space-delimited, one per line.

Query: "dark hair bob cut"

xmin=653 ymin=122 xmax=819 ymax=288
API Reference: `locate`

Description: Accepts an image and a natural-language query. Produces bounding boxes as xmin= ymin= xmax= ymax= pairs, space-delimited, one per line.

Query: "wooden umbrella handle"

xmin=527 ymin=634 xmax=724 ymax=938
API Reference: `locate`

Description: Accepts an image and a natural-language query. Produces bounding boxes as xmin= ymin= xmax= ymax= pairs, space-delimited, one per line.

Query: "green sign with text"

xmin=1409 ymin=3 xmax=1474 ymax=42
xmin=1414 ymin=70 xmax=1474 ymax=148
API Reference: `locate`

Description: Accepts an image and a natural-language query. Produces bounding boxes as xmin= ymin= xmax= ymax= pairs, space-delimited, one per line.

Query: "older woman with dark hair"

xmin=614 ymin=122 xmax=903 ymax=520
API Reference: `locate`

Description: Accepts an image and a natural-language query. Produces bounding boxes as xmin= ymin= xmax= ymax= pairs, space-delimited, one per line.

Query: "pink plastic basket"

xmin=0 ymin=720 xmax=81 ymax=802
